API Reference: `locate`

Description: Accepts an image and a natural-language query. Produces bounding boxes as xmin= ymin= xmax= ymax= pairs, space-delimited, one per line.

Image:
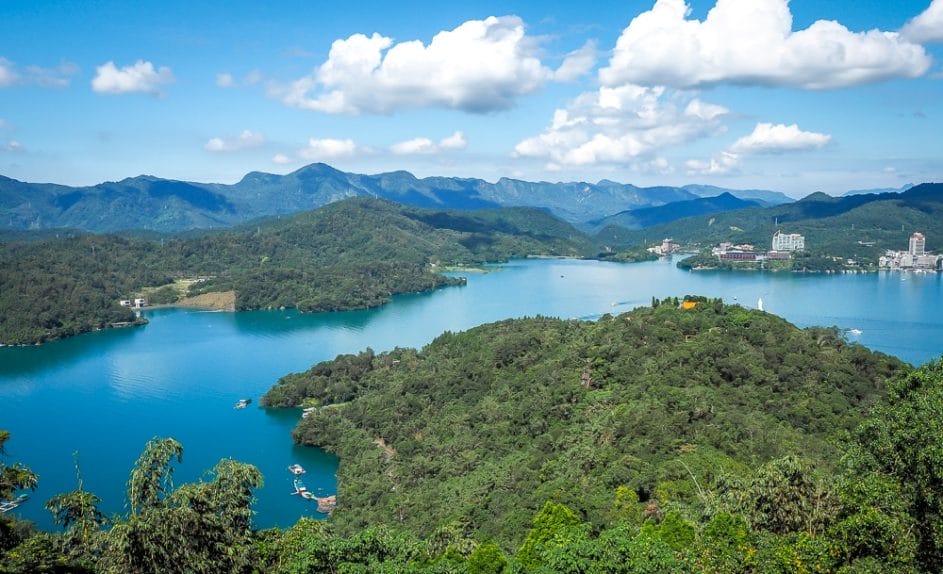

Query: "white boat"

xmin=0 ymin=494 xmax=29 ymax=514
xmin=849 ymin=328 xmax=863 ymax=335
xmin=292 ymin=478 xmax=316 ymax=500
xmin=757 ymin=297 xmax=764 ymax=312
xmin=234 ymin=398 xmax=251 ymax=409
xmin=288 ymin=464 xmax=306 ymax=475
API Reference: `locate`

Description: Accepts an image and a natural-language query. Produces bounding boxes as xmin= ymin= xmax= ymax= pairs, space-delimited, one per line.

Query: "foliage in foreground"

xmin=4 ymin=307 xmax=943 ymax=572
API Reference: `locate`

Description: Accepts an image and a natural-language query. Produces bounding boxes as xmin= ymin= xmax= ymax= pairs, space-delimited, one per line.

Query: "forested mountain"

xmin=263 ymin=301 xmax=903 ymax=545
xmin=8 ymin=304 xmax=943 ymax=572
xmin=0 ymin=198 xmax=596 ymax=345
xmin=0 ymin=164 xmax=790 ymax=233
xmin=589 ymin=192 xmax=760 ymax=231
xmin=598 ymin=182 xmax=943 ymax=260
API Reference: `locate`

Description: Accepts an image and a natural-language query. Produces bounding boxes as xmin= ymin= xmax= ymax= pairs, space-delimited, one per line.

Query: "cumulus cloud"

xmin=216 ymin=72 xmax=235 ymax=88
xmin=391 ymin=137 xmax=437 ymax=155
xmin=513 ymin=84 xmax=728 ymax=167
xmin=272 ymin=153 xmax=293 ymax=165
xmin=298 ymin=138 xmax=357 ymax=160
xmin=729 ymin=122 xmax=831 ymax=154
xmin=902 ymin=0 xmax=943 ymax=43
xmin=275 ymin=16 xmax=551 ymax=114
xmin=439 ymin=130 xmax=467 ymax=150
xmin=600 ymin=0 xmax=931 ymax=90
xmin=91 ymin=60 xmax=175 ymax=94
xmin=204 ymin=130 xmax=266 ymax=152
xmin=391 ymin=131 xmax=467 ymax=155
xmin=687 ymin=122 xmax=831 ymax=175
xmin=552 ymin=40 xmax=597 ymax=82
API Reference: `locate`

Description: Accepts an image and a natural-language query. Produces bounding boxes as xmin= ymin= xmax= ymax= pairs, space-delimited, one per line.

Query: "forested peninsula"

xmin=0 ymin=198 xmax=596 ymax=345
xmin=5 ymin=301 xmax=943 ymax=572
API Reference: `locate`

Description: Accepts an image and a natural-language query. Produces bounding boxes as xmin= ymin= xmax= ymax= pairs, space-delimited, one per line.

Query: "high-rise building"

xmin=910 ymin=232 xmax=926 ymax=256
xmin=772 ymin=231 xmax=805 ymax=251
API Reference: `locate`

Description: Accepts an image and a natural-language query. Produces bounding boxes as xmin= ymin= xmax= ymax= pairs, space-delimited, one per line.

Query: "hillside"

xmin=0 ymin=164 xmax=790 ymax=233
xmin=598 ymin=182 xmax=943 ymax=261
xmin=263 ymin=300 xmax=904 ymax=546
xmin=0 ymin=199 xmax=597 ymax=345
xmin=589 ymin=192 xmax=760 ymax=231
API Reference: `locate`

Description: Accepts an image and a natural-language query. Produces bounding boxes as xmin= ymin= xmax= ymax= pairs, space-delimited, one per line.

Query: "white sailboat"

xmin=757 ymin=297 xmax=764 ymax=311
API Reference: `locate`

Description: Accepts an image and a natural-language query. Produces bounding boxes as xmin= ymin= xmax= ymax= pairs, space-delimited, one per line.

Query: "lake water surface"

xmin=2 ymin=258 xmax=942 ymax=529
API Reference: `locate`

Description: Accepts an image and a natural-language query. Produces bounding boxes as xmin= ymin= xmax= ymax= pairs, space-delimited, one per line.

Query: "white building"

xmin=910 ymin=232 xmax=926 ymax=256
xmin=772 ymin=231 xmax=805 ymax=252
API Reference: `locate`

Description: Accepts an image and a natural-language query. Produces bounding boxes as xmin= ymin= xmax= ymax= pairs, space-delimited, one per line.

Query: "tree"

xmin=847 ymin=359 xmax=943 ymax=571
xmin=126 ymin=437 xmax=182 ymax=516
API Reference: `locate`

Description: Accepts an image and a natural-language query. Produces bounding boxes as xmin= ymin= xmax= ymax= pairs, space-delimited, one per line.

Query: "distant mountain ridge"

xmin=0 ymin=164 xmax=792 ymax=233
xmin=589 ymin=192 xmax=761 ymax=231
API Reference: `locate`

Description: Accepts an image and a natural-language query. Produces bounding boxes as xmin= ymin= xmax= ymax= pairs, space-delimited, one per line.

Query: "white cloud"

xmin=1 ymin=140 xmax=24 ymax=153
xmin=391 ymin=137 xmax=436 ymax=155
xmin=204 ymin=130 xmax=266 ymax=152
xmin=91 ymin=60 xmax=175 ymax=95
xmin=0 ymin=58 xmax=16 ymax=87
xmin=298 ymin=138 xmax=357 ymax=160
xmin=276 ymin=16 xmax=551 ymax=114
xmin=687 ymin=122 xmax=830 ymax=175
xmin=729 ymin=123 xmax=831 ymax=154
xmin=600 ymin=0 xmax=931 ymax=90
xmin=391 ymin=131 xmax=468 ymax=155
xmin=272 ymin=153 xmax=293 ymax=165
xmin=0 ymin=118 xmax=8 ymax=130
xmin=439 ymin=130 xmax=467 ymax=150
xmin=902 ymin=0 xmax=943 ymax=43
xmin=0 ymin=58 xmax=77 ymax=88
xmin=686 ymin=151 xmax=740 ymax=175
xmin=217 ymin=70 xmax=263 ymax=88
xmin=552 ymin=40 xmax=597 ymax=82
xmin=513 ymin=84 xmax=728 ymax=167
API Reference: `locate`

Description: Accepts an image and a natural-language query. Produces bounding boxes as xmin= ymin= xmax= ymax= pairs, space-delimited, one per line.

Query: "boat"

xmin=292 ymin=478 xmax=316 ymax=500
xmin=288 ymin=464 xmax=306 ymax=475
xmin=757 ymin=297 xmax=764 ymax=312
xmin=848 ymin=328 xmax=863 ymax=335
xmin=234 ymin=398 xmax=251 ymax=409
xmin=0 ymin=493 xmax=29 ymax=514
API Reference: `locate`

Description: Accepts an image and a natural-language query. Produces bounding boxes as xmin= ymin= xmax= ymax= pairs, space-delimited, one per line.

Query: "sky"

xmin=0 ymin=0 xmax=941 ymax=197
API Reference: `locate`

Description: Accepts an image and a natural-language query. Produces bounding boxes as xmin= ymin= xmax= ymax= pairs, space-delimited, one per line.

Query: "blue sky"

xmin=0 ymin=0 xmax=941 ymax=196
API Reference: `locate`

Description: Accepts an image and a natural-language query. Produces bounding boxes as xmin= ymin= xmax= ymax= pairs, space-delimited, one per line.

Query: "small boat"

xmin=288 ymin=464 xmax=306 ymax=475
xmin=234 ymin=398 xmax=251 ymax=409
xmin=848 ymin=328 xmax=863 ymax=335
xmin=292 ymin=478 xmax=316 ymax=500
xmin=0 ymin=493 xmax=29 ymax=514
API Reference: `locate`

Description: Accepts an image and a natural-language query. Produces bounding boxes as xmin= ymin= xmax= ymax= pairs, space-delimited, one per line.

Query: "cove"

xmin=2 ymin=258 xmax=943 ymax=530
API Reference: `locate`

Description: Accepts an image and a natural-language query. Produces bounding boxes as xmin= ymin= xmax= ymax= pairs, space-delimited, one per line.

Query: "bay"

xmin=2 ymin=258 xmax=942 ymax=530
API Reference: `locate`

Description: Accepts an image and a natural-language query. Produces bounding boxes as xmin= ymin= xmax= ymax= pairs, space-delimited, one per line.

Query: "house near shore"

xmin=120 ymin=298 xmax=148 ymax=309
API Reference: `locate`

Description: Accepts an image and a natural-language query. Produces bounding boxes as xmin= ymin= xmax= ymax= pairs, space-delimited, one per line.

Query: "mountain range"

xmin=0 ymin=163 xmax=792 ymax=234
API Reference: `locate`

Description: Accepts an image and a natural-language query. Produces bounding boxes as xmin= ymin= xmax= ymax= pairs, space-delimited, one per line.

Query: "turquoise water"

xmin=2 ymin=258 xmax=942 ymax=530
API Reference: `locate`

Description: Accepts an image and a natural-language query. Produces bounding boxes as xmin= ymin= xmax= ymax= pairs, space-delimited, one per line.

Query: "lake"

xmin=2 ymin=258 xmax=942 ymax=530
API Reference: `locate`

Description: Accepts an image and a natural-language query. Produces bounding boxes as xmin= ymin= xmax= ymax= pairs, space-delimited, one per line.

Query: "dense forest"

xmin=0 ymin=198 xmax=597 ymax=345
xmin=4 ymin=302 xmax=943 ymax=572
xmin=599 ymin=183 xmax=943 ymax=265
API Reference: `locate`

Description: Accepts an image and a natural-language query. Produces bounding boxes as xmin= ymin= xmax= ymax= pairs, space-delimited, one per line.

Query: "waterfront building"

xmin=910 ymin=232 xmax=926 ymax=256
xmin=772 ymin=231 xmax=805 ymax=252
